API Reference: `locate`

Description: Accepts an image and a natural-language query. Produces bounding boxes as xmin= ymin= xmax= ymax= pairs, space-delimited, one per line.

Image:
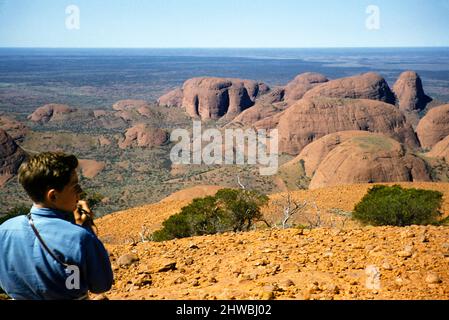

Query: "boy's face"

xmin=50 ymin=171 xmax=83 ymax=213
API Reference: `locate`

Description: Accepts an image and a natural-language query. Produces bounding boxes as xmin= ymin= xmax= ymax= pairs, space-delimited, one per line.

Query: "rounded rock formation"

xmin=118 ymin=124 xmax=168 ymax=149
xmin=112 ymin=100 xmax=150 ymax=112
xmin=303 ymin=72 xmax=396 ymax=104
xmin=157 ymin=88 xmax=184 ymax=107
xmin=393 ymin=71 xmax=432 ymax=112
xmin=427 ymin=135 xmax=449 ymax=163
xmin=416 ymin=104 xmax=449 ymax=149
xmin=0 ymin=115 xmax=28 ymax=141
xmin=28 ymin=104 xmax=75 ymax=123
xmin=78 ymin=159 xmax=106 ymax=179
xmin=231 ymin=103 xmax=287 ymax=127
xmin=288 ymin=131 xmax=376 ymax=177
xmin=182 ymin=77 xmax=270 ymax=121
xmin=278 ymin=98 xmax=419 ymax=155
xmin=284 ymin=72 xmax=329 ymax=103
xmin=309 ymin=133 xmax=431 ymax=189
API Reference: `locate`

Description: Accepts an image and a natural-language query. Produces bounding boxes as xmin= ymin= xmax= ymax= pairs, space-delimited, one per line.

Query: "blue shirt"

xmin=0 ymin=205 xmax=113 ymax=300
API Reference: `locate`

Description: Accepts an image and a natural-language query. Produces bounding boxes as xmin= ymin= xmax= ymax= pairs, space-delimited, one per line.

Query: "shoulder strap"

xmin=27 ymin=213 xmax=70 ymax=269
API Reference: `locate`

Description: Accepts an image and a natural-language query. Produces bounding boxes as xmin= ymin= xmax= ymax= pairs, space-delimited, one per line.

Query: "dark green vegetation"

xmin=0 ymin=204 xmax=30 ymax=225
xmin=152 ymin=189 xmax=269 ymax=241
xmin=353 ymin=185 xmax=444 ymax=226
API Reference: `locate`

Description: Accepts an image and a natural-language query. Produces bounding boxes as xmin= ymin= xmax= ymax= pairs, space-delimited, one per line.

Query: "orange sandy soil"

xmin=92 ymin=182 xmax=449 ymax=300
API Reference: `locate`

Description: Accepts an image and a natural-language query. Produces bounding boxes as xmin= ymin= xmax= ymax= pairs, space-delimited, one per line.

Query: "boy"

xmin=0 ymin=152 xmax=113 ymax=300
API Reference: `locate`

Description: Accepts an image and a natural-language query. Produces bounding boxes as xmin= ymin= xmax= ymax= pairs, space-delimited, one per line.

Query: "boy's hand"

xmin=74 ymin=200 xmax=94 ymax=226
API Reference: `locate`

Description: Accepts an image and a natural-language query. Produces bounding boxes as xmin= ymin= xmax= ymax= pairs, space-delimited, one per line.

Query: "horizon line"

xmin=1 ymin=46 xmax=449 ymax=50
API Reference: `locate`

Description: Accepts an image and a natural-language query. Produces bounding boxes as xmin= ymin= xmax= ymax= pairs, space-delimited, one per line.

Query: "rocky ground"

xmin=92 ymin=182 xmax=449 ymax=300
xmin=100 ymin=226 xmax=449 ymax=300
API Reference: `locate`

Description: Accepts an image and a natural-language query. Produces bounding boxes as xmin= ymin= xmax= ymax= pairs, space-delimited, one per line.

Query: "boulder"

xmin=393 ymin=71 xmax=432 ymax=112
xmin=28 ymin=104 xmax=75 ymax=123
xmin=284 ymin=72 xmax=329 ymax=103
xmin=416 ymin=104 xmax=449 ymax=149
xmin=182 ymin=77 xmax=270 ymax=120
xmin=309 ymin=133 xmax=431 ymax=189
xmin=118 ymin=123 xmax=168 ymax=149
xmin=303 ymin=72 xmax=396 ymax=104
xmin=277 ymin=98 xmax=419 ymax=155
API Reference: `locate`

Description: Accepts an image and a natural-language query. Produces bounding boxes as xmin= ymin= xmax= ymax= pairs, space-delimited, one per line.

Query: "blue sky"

xmin=0 ymin=0 xmax=448 ymax=48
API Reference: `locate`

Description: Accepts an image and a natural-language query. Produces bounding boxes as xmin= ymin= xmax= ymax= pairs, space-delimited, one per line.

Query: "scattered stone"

xmin=134 ymin=274 xmax=152 ymax=287
xmin=209 ymin=277 xmax=218 ymax=283
xmin=117 ymin=253 xmax=139 ymax=268
xmin=397 ymin=245 xmax=414 ymax=258
xmin=153 ymin=259 xmax=177 ymax=273
xmin=419 ymin=234 xmax=429 ymax=243
xmin=326 ymin=284 xmax=340 ymax=294
xmin=191 ymin=280 xmax=200 ymax=287
xmin=174 ymin=276 xmax=187 ymax=284
xmin=280 ymin=279 xmax=295 ymax=288
xmin=382 ymin=262 xmax=393 ymax=271
xmin=426 ymin=273 xmax=442 ymax=284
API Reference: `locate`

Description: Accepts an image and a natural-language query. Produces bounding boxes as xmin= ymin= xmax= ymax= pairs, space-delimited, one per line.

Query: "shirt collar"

xmin=30 ymin=205 xmax=72 ymax=221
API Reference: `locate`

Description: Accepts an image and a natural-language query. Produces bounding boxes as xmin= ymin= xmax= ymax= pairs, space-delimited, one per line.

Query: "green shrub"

xmin=152 ymin=189 xmax=268 ymax=241
xmin=215 ymin=189 xmax=268 ymax=232
xmin=353 ymin=185 xmax=443 ymax=226
xmin=0 ymin=205 xmax=30 ymax=225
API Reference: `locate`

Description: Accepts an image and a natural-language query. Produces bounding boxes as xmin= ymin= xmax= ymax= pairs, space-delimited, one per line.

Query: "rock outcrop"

xmin=78 ymin=159 xmax=106 ymax=179
xmin=112 ymin=100 xmax=158 ymax=121
xmin=182 ymin=77 xmax=270 ymax=120
xmin=112 ymin=100 xmax=150 ymax=112
xmin=28 ymin=104 xmax=75 ymax=123
xmin=427 ymin=135 xmax=449 ymax=163
xmin=118 ymin=124 xmax=168 ymax=149
xmin=231 ymin=103 xmax=288 ymax=127
xmin=284 ymin=72 xmax=329 ymax=103
xmin=393 ymin=71 xmax=432 ymax=112
xmin=157 ymin=88 xmax=184 ymax=107
xmin=277 ymin=98 xmax=419 ymax=155
xmin=309 ymin=133 xmax=431 ymax=189
xmin=257 ymin=87 xmax=286 ymax=105
xmin=289 ymin=131 xmax=376 ymax=177
xmin=416 ymin=104 xmax=449 ymax=149
xmin=303 ymin=72 xmax=396 ymax=104
xmin=0 ymin=115 xmax=28 ymax=141
xmin=0 ymin=129 xmax=27 ymax=187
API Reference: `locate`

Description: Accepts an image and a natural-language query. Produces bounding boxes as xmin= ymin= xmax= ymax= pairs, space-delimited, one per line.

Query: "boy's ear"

xmin=47 ymin=189 xmax=57 ymax=202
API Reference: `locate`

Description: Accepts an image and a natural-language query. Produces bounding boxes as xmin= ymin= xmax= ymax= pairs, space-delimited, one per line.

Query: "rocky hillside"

xmin=0 ymin=129 xmax=27 ymax=187
xmin=94 ymin=183 xmax=449 ymax=300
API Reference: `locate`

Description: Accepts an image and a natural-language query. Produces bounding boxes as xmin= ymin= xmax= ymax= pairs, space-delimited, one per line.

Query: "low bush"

xmin=152 ymin=189 xmax=268 ymax=241
xmin=353 ymin=185 xmax=443 ymax=226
